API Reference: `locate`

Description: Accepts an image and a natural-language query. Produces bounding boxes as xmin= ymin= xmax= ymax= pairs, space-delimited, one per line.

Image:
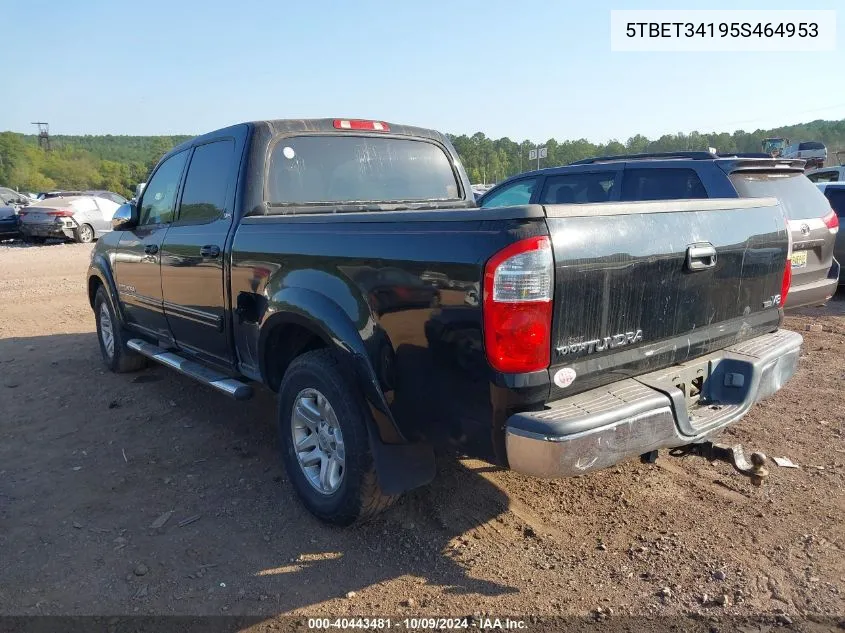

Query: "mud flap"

xmin=367 ymin=425 xmax=436 ymax=495
xmin=668 ymin=441 xmax=769 ymax=486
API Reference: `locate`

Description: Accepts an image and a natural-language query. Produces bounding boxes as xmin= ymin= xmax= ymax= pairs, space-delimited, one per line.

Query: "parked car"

xmin=0 ymin=191 xmax=21 ymax=240
xmin=86 ymin=190 xmax=129 ymax=206
xmin=37 ymin=190 xmax=85 ymax=200
xmin=19 ymin=193 xmax=123 ymax=243
xmin=783 ymin=141 xmax=827 ymax=170
xmin=0 ymin=187 xmax=31 ymax=206
xmin=88 ymin=119 xmax=801 ymax=526
xmin=478 ymin=151 xmax=840 ymax=310
xmin=806 ymin=165 xmax=845 ymax=183
xmin=816 ymin=182 xmax=845 ymax=285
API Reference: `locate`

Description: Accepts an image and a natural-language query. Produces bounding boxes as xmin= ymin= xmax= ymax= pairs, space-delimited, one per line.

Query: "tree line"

xmin=449 ymin=118 xmax=845 ymax=184
xmin=1 ymin=118 xmax=844 ymax=196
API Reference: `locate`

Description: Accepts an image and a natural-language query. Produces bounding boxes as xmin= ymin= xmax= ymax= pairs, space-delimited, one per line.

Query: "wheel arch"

xmin=87 ymin=254 xmax=126 ymax=324
xmin=258 ymin=286 xmax=405 ymax=445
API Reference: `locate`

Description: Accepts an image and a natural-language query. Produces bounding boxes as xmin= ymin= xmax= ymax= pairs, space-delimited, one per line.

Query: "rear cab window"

xmin=729 ymin=172 xmax=832 ymax=220
xmin=799 ymin=142 xmax=825 ymax=151
xmin=267 ymin=136 xmax=461 ymax=206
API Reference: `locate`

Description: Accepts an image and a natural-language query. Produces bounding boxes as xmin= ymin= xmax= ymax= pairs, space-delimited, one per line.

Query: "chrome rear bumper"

xmin=505 ymin=329 xmax=802 ymax=478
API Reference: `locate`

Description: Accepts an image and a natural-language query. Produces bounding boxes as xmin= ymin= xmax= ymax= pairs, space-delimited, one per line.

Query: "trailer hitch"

xmin=669 ymin=442 xmax=769 ymax=486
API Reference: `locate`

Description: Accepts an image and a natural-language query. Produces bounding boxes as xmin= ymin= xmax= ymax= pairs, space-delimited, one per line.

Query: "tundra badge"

xmin=556 ymin=330 xmax=643 ymax=356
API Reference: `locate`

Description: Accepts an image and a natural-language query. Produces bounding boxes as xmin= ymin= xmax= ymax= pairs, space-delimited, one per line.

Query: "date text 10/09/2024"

xmin=307 ymin=618 xmax=528 ymax=630
xmin=625 ymin=22 xmax=819 ymax=39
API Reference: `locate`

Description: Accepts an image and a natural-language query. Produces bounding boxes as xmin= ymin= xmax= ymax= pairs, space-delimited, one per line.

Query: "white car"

xmin=18 ymin=193 xmax=126 ymax=244
xmin=783 ymin=141 xmax=827 ymax=170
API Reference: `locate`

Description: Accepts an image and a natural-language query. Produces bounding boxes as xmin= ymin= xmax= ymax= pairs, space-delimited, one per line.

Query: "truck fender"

xmin=87 ymin=255 xmax=126 ymax=325
xmin=259 ymin=286 xmax=405 ymax=444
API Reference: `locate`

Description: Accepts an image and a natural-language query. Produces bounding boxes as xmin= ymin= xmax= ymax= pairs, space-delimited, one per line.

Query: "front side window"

xmin=177 ymin=140 xmax=236 ymax=224
xmin=621 ymin=168 xmax=707 ymax=201
xmin=267 ymin=136 xmax=460 ymax=205
xmin=481 ymin=178 xmax=539 ymax=208
xmin=540 ymin=172 xmax=616 ymax=204
xmin=138 ymin=151 xmax=188 ymax=226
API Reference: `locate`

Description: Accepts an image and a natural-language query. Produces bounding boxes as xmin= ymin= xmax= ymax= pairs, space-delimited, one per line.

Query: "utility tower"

xmin=31 ymin=122 xmax=51 ymax=151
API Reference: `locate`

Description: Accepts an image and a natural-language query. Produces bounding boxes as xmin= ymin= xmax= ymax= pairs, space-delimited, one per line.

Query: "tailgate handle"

xmin=686 ymin=244 xmax=717 ymax=271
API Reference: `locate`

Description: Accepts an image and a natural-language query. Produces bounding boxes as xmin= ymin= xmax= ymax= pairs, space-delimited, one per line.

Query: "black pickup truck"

xmin=88 ymin=118 xmax=803 ymax=525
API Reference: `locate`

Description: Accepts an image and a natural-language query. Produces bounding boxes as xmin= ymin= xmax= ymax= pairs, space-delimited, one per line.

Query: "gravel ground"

xmin=0 ymin=241 xmax=843 ymax=630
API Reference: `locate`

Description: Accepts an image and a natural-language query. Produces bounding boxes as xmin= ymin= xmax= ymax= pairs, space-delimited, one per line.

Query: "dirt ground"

xmin=1 ymin=241 xmax=843 ymax=629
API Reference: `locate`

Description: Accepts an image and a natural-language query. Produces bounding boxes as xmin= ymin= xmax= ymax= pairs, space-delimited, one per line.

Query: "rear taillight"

xmin=333 ymin=119 xmax=390 ymax=132
xmin=47 ymin=210 xmax=74 ymax=217
xmin=823 ymin=208 xmax=839 ymax=233
xmin=483 ymin=236 xmax=553 ymax=373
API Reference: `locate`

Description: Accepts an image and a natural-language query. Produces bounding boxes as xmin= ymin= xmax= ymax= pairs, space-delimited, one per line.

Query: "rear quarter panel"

xmin=230 ymin=210 xmax=548 ymax=453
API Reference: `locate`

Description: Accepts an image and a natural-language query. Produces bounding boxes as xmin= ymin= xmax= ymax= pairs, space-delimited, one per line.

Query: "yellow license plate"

xmin=791 ymin=250 xmax=808 ymax=269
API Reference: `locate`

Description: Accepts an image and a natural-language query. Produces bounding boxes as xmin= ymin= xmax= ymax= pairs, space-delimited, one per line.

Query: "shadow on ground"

xmin=0 ymin=332 xmax=517 ymax=616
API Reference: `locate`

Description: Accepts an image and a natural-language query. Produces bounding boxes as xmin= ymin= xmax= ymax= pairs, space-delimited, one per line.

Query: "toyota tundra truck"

xmin=87 ymin=118 xmax=802 ymax=525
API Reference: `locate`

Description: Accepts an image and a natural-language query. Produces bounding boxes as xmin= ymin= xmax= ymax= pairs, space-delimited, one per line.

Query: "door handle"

xmin=686 ymin=244 xmax=717 ymax=271
xmin=144 ymin=244 xmax=159 ymax=255
xmin=200 ymin=245 xmax=221 ymax=258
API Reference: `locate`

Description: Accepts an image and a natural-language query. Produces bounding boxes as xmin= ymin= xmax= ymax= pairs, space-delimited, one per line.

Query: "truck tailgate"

xmin=545 ymin=197 xmax=789 ymax=398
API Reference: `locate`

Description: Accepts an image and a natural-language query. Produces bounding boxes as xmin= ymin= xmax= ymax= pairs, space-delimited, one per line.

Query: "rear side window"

xmin=799 ymin=142 xmax=825 ymax=151
xmin=824 ymin=188 xmax=845 ymax=217
xmin=539 ymin=172 xmax=616 ymax=204
xmin=481 ymin=178 xmax=539 ymax=208
xmin=267 ymin=136 xmax=459 ymax=204
xmin=729 ymin=172 xmax=833 ymax=221
xmin=178 ymin=140 xmax=236 ymax=224
xmin=621 ymin=168 xmax=707 ymax=201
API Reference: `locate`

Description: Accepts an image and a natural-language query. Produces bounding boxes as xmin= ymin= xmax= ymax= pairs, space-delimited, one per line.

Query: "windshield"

xmin=267 ymin=136 xmax=461 ymax=205
xmin=729 ymin=171 xmax=833 ymax=220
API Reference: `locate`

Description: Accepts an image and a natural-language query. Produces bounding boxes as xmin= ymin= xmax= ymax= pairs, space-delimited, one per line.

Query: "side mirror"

xmin=112 ymin=203 xmax=138 ymax=230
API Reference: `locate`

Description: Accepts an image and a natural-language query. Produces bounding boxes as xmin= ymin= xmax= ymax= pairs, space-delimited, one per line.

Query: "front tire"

xmin=76 ymin=224 xmax=95 ymax=243
xmin=23 ymin=235 xmax=46 ymax=244
xmin=278 ymin=349 xmax=396 ymax=525
xmin=94 ymin=287 xmax=147 ymax=373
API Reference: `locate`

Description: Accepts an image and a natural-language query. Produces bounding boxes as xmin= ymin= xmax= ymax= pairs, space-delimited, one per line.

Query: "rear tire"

xmin=94 ymin=287 xmax=147 ymax=373
xmin=24 ymin=235 xmax=46 ymax=244
xmin=76 ymin=224 xmax=95 ymax=243
xmin=278 ymin=349 xmax=397 ymax=525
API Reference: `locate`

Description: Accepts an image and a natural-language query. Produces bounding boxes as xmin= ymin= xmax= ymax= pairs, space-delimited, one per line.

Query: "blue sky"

xmin=3 ymin=0 xmax=843 ymax=143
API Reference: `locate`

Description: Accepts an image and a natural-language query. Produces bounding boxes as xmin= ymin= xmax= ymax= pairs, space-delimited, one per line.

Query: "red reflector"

xmin=483 ymin=236 xmax=553 ymax=373
xmin=333 ymin=119 xmax=390 ymax=132
xmin=823 ymin=208 xmax=839 ymax=232
xmin=47 ymin=210 xmax=74 ymax=217
xmin=780 ymin=258 xmax=791 ymax=308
